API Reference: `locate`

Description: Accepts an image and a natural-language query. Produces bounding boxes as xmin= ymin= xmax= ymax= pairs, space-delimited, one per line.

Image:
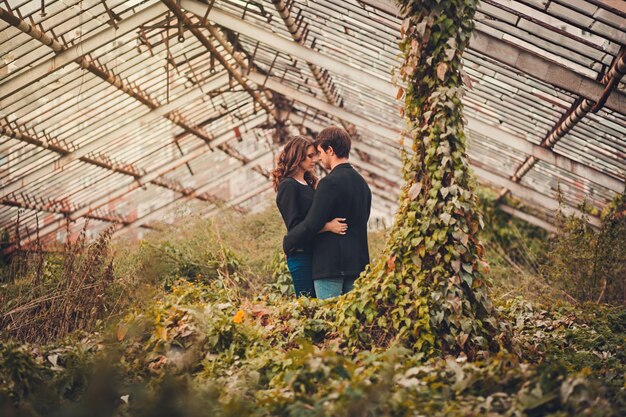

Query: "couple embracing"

xmin=271 ymin=126 xmax=372 ymax=300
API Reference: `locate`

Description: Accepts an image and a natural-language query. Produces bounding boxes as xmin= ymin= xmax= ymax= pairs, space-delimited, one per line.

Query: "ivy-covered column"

xmin=337 ymin=0 xmax=498 ymax=356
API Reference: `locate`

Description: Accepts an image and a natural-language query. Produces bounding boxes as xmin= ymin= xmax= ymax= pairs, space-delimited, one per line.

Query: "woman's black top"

xmin=276 ymin=177 xmax=315 ymax=255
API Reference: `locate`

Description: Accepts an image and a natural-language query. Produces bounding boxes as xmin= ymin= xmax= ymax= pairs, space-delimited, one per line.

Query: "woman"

xmin=271 ymin=136 xmax=347 ymax=298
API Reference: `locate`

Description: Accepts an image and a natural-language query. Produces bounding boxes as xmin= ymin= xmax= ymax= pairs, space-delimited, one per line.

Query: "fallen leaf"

xmin=116 ymin=323 xmax=128 ymax=341
xmin=156 ymin=326 xmax=168 ymax=341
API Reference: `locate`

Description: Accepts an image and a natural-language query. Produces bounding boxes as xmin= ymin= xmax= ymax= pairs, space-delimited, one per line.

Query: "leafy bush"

xmin=542 ymin=195 xmax=626 ymax=304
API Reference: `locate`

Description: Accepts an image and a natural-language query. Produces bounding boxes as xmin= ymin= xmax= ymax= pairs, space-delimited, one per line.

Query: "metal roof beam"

xmin=335 ymin=0 xmax=626 ymax=114
xmin=497 ymin=47 xmax=626 ymax=199
xmin=1 ymin=72 xmax=229 ymax=199
xmin=0 ymin=3 xmax=168 ymax=102
xmin=474 ymin=165 xmax=602 ymax=228
xmin=467 ymin=118 xmax=624 ymax=193
xmin=284 ymin=93 xmax=602 ymax=228
xmin=163 ymin=0 xmax=276 ymax=118
xmin=119 ymin=150 xmax=274 ymax=230
xmin=264 ymin=72 xmax=624 ymax=194
xmin=181 ymin=0 xmax=396 ymax=97
xmin=1 ymin=195 xmax=133 ymax=226
xmin=498 ymin=204 xmax=558 ymax=234
xmin=2 ymin=116 xmax=266 ymax=253
xmin=270 ymin=0 xmax=358 ymax=138
xmin=0 ymin=124 xmax=144 ymax=178
xmin=466 ymin=32 xmax=625 ymax=114
xmin=248 ymin=72 xmax=400 ymax=140
xmin=0 ymin=10 xmax=256 ymax=172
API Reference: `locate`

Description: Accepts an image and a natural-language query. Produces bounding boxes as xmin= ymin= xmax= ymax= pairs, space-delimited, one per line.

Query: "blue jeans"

xmin=286 ymin=253 xmax=316 ymax=298
xmin=314 ymin=276 xmax=356 ymax=300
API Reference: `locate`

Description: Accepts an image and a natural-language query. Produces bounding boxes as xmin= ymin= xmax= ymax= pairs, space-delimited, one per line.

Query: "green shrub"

xmin=542 ymin=196 xmax=626 ymax=304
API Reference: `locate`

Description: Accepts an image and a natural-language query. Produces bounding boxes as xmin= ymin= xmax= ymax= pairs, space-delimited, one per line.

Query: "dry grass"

xmin=0 ymin=223 xmax=117 ymax=343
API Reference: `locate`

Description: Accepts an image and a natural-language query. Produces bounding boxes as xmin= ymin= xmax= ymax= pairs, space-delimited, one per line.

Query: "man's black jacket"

xmin=283 ymin=163 xmax=372 ymax=280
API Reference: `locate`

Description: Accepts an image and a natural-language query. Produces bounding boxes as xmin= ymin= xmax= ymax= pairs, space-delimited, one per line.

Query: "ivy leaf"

xmin=396 ymin=87 xmax=405 ymax=100
xmin=411 ymin=253 xmax=423 ymax=269
xmin=461 ymin=271 xmax=473 ymax=286
xmin=437 ymin=62 xmax=448 ymax=81
xmin=416 ymin=21 xmax=427 ymax=37
xmin=445 ymin=47 xmax=455 ymax=61
xmin=451 ymin=258 xmax=461 ymax=273
xmin=453 ymin=230 xmax=469 ymax=246
xmin=411 ymin=39 xmax=420 ymax=54
xmin=433 ymin=310 xmax=444 ymax=324
xmin=458 ymin=332 xmax=469 ymax=347
xmin=461 ymin=70 xmax=473 ymax=90
xmin=386 ymin=255 xmax=396 ymax=272
xmin=408 ymin=182 xmax=423 ymax=200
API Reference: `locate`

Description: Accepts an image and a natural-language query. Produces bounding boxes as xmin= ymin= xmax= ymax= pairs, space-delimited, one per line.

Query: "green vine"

xmin=336 ymin=0 xmax=499 ymax=356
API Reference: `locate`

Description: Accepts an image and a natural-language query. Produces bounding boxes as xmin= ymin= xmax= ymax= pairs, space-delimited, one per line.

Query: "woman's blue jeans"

xmin=286 ymin=253 xmax=316 ymax=298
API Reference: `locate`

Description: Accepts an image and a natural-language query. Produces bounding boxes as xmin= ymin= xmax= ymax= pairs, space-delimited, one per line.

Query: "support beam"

xmin=1 ymin=72 xmax=230 ymax=199
xmin=467 ymin=119 xmax=625 ymax=193
xmin=1 ymin=195 xmax=135 ymax=226
xmin=469 ymin=31 xmax=625 ymax=114
xmin=0 ymin=8 xmax=162 ymax=109
xmin=271 ymin=0 xmax=358 ymax=139
xmin=345 ymin=0 xmax=626 ymax=114
xmin=3 ymin=115 xmax=266 ymax=253
xmin=247 ymin=72 xmax=400 ymax=140
xmin=289 ymin=104 xmax=603 ymax=229
xmin=474 ymin=166 xmax=602 ymax=228
xmin=498 ymin=204 xmax=558 ymax=234
xmin=117 ymin=150 xmax=273 ymax=230
xmin=183 ymin=0 xmax=626 ymax=114
xmin=181 ymin=0 xmax=396 ymax=97
xmin=0 ymin=11 xmax=258 ymax=181
xmin=0 ymin=124 xmax=145 ymax=178
xmin=0 ymin=3 xmax=168 ymax=101
xmin=499 ymin=48 xmax=626 ymax=198
xmin=162 ymin=0 xmax=276 ymax=118
xmin=588 ymin=1 xmax=626 ymax=16
xmin=273 ymin=73 xmax=623 ymax=194
xmin=359 ymin=0 xmax=402 ymax=16
xmin=198 ymin=22 xmax=281 ymax=124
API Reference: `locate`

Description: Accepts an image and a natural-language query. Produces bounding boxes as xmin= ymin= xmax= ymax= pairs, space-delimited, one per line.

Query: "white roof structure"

xmin=1 ymin=0 xmax=624 ymax=249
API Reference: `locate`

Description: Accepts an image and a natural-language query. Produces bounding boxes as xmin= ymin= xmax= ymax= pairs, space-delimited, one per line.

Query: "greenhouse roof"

xmin=0 ymin=0 xmax=624 ymax=249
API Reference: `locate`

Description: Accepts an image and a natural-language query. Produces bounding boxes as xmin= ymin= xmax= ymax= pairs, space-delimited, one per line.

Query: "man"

xmin=283 ymin=126 xmax=372 ymax=299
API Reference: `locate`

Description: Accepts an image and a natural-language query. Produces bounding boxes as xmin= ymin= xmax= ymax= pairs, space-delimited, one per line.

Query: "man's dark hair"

xmin=315 ymin=126 xmax=351 ymax=158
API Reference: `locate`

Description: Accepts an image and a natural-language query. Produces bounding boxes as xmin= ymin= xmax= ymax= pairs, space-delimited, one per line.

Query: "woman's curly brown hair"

xmin=271 ymin=136 xmax=318 ymax=191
